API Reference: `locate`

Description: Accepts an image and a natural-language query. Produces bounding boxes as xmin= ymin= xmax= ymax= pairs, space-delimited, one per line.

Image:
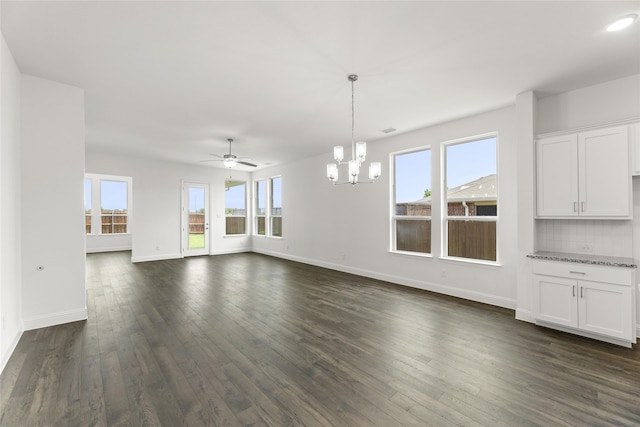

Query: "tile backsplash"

xmin=536 ymin=219 xmax=633 ymax=257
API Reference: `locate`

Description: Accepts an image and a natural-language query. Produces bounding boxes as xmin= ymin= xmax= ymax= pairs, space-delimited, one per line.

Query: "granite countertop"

xmin=526 ymin=251 xmax=637 ymax=268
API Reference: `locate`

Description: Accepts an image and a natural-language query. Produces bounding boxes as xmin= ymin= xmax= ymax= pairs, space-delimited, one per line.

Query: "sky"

xmin=395 ymin=137 xmax=496 ymax=203
xmin=85 ymin=179 xmax=128 ymax=211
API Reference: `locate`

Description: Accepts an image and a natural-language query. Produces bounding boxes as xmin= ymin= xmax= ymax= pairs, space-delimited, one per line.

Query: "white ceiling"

xmin=2 ymin=1 xmax=639 ymax=170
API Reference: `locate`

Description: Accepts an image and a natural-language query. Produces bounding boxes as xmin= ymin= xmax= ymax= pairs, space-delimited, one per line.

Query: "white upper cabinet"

xmin=631 ymin=123 xmax=640 ymax=176
xmin=536 ymin=126 xmax=630 ymax=218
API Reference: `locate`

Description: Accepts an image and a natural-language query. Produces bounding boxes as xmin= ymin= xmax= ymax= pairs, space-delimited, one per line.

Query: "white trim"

xmin=86 ymin=245 xmax=131 ymax=254
xmin=0 ymin=329 xmax=23 ymax=376
xmin=536 ymin=116 xmax=640 ymax=139
xmin=252 ymin=248 xmax=516 ymax=310
xmin=515 ymin=308 xmax=534 ymax=323
xmin=209 ymin=248 xmax=251 ymax=255
xmin=23 ymin=308 xmax=88 ymax=331
xmin=131 ymin=253 xmax=183 ymax=263
xmin=535 ymin=320 xmax=636 ymax=348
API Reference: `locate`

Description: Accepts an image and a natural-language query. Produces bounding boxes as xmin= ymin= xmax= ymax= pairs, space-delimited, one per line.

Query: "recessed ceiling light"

xmin=607 ymin=14 xmax=638 ymax=32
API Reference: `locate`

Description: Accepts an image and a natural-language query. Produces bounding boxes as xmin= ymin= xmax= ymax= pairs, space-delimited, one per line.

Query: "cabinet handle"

xmin=572 ymin=285 xmax=576 ymax=297
xmin=580 ymin=287 xmax=584 ymax=298
xmin=569 ymin=271 xmax=586 ymax=275
xmin=581 ymin=201 xmax=585 ymax=212
xmin=573 ymin=202 xmax=578 ymax=212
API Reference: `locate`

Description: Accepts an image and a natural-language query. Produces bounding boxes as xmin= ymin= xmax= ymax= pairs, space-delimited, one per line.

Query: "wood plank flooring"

xmin=1 ymin=251 xmax=640 ymax=426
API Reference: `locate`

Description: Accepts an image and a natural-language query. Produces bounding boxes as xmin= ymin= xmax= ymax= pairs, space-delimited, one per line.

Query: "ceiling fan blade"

xmin=209 ymin=154 xmax=224 ymax=158
xmin=237 ymin=160 xmax=258 ymax=167
xmin=199 ymin=159 xmax=220 ymax=163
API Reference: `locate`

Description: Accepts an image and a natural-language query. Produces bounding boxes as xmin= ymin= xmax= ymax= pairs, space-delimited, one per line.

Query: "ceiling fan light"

xmin=333 ymin=146 xmax=344 ymax=163
xmin=223 ymin=158 xmax=237 ymax=168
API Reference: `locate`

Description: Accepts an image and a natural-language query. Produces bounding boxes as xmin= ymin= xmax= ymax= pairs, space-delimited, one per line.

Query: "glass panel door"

xmin=183 ymin=182 xmax=209 ymax=257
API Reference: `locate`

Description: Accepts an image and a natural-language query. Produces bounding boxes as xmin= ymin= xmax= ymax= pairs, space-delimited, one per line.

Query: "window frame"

xmin=390 ymin=146 xmax=432 ymax=257
xmin=224 ymin=180 xmax=247 ymax=236
xmin=254 ymin=179 xmax=267 ymax=236
xmin=269 ymin=176 xmax=283 ymax=238
xmin=85 ymin=173 xmax=132 ymax=236
xmin=441 ymin=133 xmax=499 ymax=264
xmin=253 ymin=175 xmax=283 ymax=238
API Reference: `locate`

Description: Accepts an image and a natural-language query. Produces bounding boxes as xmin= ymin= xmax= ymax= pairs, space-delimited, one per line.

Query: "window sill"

xmin=389 ymin=250 xmax=433 ymax=259
xmin=439 ymin=256 xmax=502 ymax=268
xmin=224 ymin=234 xmax=248 ymax=238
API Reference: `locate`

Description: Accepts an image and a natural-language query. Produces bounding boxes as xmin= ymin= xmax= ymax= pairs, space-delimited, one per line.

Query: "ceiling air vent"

xmin=380 ymin=127 xmax=396 ymax=134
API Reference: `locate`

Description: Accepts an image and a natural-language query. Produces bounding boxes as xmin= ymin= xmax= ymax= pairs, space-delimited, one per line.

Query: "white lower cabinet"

xmin=532 ymin=260 xmax=636 ymax=346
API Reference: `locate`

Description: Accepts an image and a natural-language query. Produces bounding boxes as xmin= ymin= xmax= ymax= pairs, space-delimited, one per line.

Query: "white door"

xmin=533 ymin=274 xmax=578 ymax=328
xmin=183 ymin=182 xmax=209 ymax=257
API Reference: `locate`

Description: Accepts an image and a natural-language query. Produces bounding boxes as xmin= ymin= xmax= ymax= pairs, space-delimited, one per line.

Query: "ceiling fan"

xmin=201 ymin=138 xmax=257 ymax=168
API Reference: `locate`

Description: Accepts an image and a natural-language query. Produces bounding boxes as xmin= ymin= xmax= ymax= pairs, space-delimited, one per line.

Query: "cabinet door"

xmin=579 ymin=126 xmax=630 ymax=217
xmin=536 ymin=134 xmax=579 ymax=217
xmin=631 ymin=123 xmax=640 ymax=176
xmin=578 ymin=281 xmax=633 ymax=341
xmin=533 ymin=274 xmax=577 ymax=328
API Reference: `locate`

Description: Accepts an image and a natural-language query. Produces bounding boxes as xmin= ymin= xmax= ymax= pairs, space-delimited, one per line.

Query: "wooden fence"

xmin=189 ymin=213 xmax=246 ymax=235
xmin=447 ymin=220 xmax=496 ymax=261
xmin=396 ymin=219 xmax=496 ymax=261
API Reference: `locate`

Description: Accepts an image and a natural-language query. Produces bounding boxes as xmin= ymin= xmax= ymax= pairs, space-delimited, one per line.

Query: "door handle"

xmin=205 ymin=222 xmax=209 ymax=230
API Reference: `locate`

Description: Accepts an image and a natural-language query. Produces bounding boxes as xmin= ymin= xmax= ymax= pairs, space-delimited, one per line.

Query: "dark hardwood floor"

xmin=1 ymin=251 xmax=639 ymax=426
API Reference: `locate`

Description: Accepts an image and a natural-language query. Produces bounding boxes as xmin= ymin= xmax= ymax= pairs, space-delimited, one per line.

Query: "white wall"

xmin=21 ymin=75 xmax=87 ymax=330
xmin=0 ymin=35 xmax=23 ymax=373
xmin=252 ymin=106 xmax=518 ymax=309
xmin=85 ymin=151 xmax=253 ymax=262
xmin=537 ymin=74 xmax=640 ymax=134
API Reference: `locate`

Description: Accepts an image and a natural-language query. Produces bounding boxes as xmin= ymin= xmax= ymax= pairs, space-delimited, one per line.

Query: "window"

xmin=443 ymin=136 xmax=497 ymax=261
xmin=392 ymin=148 xmax=431 ymax=254
xmin=101 ymin=180 xmax=128 ymax=234
xmin=254 ymin=176 xmax=282 ymax=238
xmin=225 ymin=180 xmax=246 ymax=235
xmin=85 ymin=174 xmax=132 ymax=235
xmin=85 ymin=178 xmax=92 ymax=234
xmin=255 ymin=179 xmax=266 ymax=235
xmin=270 ymin=176 xmax=282 ymax=237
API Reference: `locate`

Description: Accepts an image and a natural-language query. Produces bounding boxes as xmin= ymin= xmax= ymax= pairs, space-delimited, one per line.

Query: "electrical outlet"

xmin=578 ymin=243 xmax=594 ymax=253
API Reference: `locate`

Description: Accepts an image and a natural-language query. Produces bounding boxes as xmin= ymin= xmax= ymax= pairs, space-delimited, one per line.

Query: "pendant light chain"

xmin=351 ymin=76 xmax=356 ymax=159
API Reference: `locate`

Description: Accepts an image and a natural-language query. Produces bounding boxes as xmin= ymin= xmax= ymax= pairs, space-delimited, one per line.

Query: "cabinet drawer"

xmin=532 ymin=260 xmax=632 ymax=286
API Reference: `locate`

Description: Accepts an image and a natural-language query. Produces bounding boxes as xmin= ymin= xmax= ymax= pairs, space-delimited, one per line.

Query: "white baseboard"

xmin=252 ymin=249 xmax=516 ymax=310
xmin=515 ymin=308 xmax=534 ymax=323
xmin=86 ymin=245 xmax=132 ymax=254
xmin=209 ymin=248 xmax=251 ymax=255
xmin=131 ymin=253 xmax=183 ymax=263
xmin=0 ymin=329 xmax=23 ymax=376
xmin=23 ymin=308 xmax=88 ymax=331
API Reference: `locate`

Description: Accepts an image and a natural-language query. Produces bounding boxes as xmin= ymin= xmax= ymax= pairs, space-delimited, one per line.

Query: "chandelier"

xmin=326 ymin=74 xmax=381 ymax=185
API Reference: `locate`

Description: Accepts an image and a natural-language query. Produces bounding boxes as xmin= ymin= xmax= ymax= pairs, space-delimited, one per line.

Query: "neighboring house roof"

xmin=447 ymin=174 xmax=496 ymax=202
xmin=404 ymin=174 xmax=497 ymax=204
